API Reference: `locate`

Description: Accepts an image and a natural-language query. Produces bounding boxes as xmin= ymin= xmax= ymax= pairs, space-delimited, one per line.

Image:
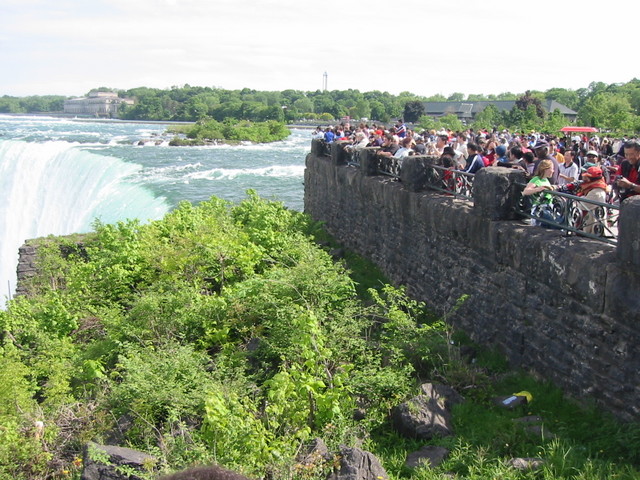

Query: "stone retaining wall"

xmin=304 ymin=140 xmax=640 ymax=421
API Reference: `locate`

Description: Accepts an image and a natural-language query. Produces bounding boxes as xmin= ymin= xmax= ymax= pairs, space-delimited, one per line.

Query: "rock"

xmin=328 ymin=445 xmax=389 ymax=480
xmin=420 ymin=383 xmax=465 ymax=410
xmin=158 ymin=465 xmax=250 ymax=480
xmin=392 ymin=383 xmax=461 ymax=440
xmin=405 ymin=445 xmax=449 ymax=469
xmin=296 ymin=437 xmax=332 ymax=467
xmin=81 ymin=442 xmax=157 ymax=480
xmin=103 ymin=415 xmax=134 ymax=446
xmin=507 ymin=457 xmax=544 ymax=471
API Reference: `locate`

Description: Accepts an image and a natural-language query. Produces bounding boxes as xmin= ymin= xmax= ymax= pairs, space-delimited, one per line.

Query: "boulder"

xmin=392 ymin=383 xmax=462 ymax=440
xmin=81 ymin=442 xmax=157 ymax=480
xmin=328 ymin=445 xmax=388 ymax=480
xmin=507 ymin=457 xmax=545 ymax=471
xmin=420 ymin=383 xmax=465 ymax=410
xmin=405 ymin=445 xmax=449 ymax=469
xmin=158 ymin=465 xmax=250 ymax=480
xmin=296 ymin=437 xmax=333 ymax=467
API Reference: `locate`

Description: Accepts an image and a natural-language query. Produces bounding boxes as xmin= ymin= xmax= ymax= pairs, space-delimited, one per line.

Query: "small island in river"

xmin=166 ymin=119 xmax=291 ymax=146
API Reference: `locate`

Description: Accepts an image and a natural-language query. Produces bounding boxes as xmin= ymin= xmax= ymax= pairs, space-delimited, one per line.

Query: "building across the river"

xmin=64 ymin=91 xmax=134 ymax=117
xmin=423 ymin=100 xmax=577 ymax=123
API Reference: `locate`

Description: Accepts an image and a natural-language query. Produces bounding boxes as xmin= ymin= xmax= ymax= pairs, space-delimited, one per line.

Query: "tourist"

xmin=615 ymin=140 xmax=640 ymax=202
xmin=452 ymin=132 xmax=469 ymax=160
xmin=395 ymin=118 xmax=407 ymax=138
xmin=427 ymin=134 xmax=449 ymax=156
xmin=412 ymin=136 xmax=427 ymax=155
xmin=523 ymin=159 xmax=559 ymax=226
xmin=465 ymin=143 xmax=485 ymax=174
xmin=376 ymin=133 xmax=400 ymax=158
xmin=394 ymin=137 xmax=415 ymax=159
xmin=558 ymin=150 xmax=579 ymax=185
xmin=532 ymin=139 xmax=560 ymax=185
xmin=577 ymin=166 xmax=608 ymax=234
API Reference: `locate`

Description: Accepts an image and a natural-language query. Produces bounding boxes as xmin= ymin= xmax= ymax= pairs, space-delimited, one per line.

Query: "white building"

xmin=64 ymin=91 xmax=134 ymax=116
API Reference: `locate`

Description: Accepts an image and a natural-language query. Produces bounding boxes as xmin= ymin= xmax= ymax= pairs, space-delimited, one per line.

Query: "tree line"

xmin=1 ymin=79 xmax=639 ymax=133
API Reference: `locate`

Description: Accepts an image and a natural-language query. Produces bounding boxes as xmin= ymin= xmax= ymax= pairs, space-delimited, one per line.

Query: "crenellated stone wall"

xmin=304 ymin=140 xmax=640 ymax=421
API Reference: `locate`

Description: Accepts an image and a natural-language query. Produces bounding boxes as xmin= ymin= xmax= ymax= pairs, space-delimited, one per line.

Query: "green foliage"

xmin=170 ymin=119 xmax=290 ymax=144
xmin=471 ymin=104 xmax=504 ymax=131
xmin=202 ymin=388 xmax=274 ymax=474
xmin=5 ymin=79 xmax=640 ymax=133
xmin=438 ymin=113 xmax=465 ymax=132
xmin=109 ymin=341 xmax=216 ymax=444
xmin=2 ymin=191 xmax=639 ymax=479
xmin=0 ymin=95 xmax=65 ymax=113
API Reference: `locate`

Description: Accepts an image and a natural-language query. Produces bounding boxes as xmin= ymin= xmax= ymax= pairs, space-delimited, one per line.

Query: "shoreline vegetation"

xmin=1 ymin=193 xmax=639 ymax=479
xmin=165 ymin=119 xmax=291 ymax=146
xmin=2 ymin=79 xmax=639 ymax=135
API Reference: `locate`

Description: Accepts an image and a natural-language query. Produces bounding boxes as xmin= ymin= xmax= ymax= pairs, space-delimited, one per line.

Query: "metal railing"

xmin=372 ymin=154 xmax=476 ymax=200
xmin=328 ymin=141 xmax=619 ymax=245
xmin=375 ymin=155 xmax=402 ymax=178
xmin=423 ymin=164 xmax=475 ymax=200
xmin=515 ymin=184 xmax=619 ymax=245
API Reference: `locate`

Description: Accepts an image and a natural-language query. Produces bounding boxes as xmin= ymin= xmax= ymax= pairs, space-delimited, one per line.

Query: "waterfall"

xmin=0 ymin=139 xmax=169 ymax=306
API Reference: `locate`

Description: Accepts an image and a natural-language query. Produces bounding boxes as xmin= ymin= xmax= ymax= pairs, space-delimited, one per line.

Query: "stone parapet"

xmin=304 ymin=147 xmax=640 ymax=421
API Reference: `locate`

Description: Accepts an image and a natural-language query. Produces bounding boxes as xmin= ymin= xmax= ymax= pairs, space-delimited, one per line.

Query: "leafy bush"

xmin=2 ymin=192 xmax=639 ymax=479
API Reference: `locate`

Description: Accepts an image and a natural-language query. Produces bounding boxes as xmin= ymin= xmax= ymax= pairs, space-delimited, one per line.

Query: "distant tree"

xmin=545 ymin=88 xmax=580 ymax=111
xmin=515 ymin=91 xmax=545 ymax=118
xmin=416 ymin=115 xmax=437 ymax=131
xmin=439 ymin=113 xmax=464 ymax=132
xmin=350 ymin=99 xmax=371 ymax=120
xmin=293 ymin=97 xmax=314 ymax=114
xmin=447 ymin=92 xmax=465 ymax=102
xmin=472 ymin=104 xmax=501 ymax=131
xmin=425 ymin=94 xmax=447 ymax=102
xmin=367 ymin=100 xmax=384 ymax=122
xmin=578 ymin=92 xmax=632 ymax=130
xmin=541 ymin=109 xmax=568 ymax=134
xmin=403 ymin=100 xmax=425 ymax=123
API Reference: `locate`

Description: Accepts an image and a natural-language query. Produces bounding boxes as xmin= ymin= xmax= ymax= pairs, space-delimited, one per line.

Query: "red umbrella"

xmin=559 ymin=126 xmax=598 ymax=133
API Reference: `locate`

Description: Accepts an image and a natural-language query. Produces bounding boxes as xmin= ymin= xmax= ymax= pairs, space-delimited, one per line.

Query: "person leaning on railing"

xmin=559 ymin=166 xmax=608 ymax=234
xmin=522 ymin=159 xmax=559 ymax=226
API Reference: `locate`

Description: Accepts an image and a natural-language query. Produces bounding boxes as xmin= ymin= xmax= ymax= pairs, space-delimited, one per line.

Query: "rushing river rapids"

xmin=0 ymin=115 xmax=310 ymax=304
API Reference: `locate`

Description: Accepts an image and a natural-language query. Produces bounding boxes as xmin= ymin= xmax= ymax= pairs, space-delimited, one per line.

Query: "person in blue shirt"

xmin=465 ymin=143 xmax=485 ymax=174
xmin=324 ymin=127 xmax=335 ymax=143
xmin=395 ymin=119 xmax=407 ymax=138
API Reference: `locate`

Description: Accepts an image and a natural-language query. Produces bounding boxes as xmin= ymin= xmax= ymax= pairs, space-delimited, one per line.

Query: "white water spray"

xmin=0 ymin=139 xmax=169 ymax=306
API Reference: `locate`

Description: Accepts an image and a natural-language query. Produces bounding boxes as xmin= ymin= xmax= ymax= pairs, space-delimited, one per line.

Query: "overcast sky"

xmin=1 ymin=0 xmax=637 ymax=98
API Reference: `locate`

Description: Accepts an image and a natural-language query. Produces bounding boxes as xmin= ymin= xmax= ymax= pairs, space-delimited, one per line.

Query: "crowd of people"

xmin=313 ymin=120 xmax=640 ymax=233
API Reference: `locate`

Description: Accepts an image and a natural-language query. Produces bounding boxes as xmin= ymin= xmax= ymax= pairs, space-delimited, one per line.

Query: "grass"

xmin=357 ymin=357 xmax=640 ymax=479
xmin=322 ymin=232 xmax=640 ymax=479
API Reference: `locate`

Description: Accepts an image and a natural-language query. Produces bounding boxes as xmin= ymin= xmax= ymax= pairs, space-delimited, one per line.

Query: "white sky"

xmin=1 ymin=0 xmax=637 ymax=98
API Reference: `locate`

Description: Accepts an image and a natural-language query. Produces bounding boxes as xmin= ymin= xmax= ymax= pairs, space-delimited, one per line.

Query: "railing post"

xmin=473 ymin=167 xmax=527 ymax=220
xmin=400 ymin=155 xmax=438 ymax=192
xmin=360 ymin=147 xmax=380 ymax=176
xmin=616 ymin=196 xmax=640 ymax=265
xmin=311 ymin=138 xmax=325 ymax=157
xmin=330 ymin=141 xmax=349 ymax=165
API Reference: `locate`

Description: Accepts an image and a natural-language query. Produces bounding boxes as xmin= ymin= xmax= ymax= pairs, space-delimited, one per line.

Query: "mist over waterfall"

xmin=0 ymin=139 xmax=169 ymax=304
